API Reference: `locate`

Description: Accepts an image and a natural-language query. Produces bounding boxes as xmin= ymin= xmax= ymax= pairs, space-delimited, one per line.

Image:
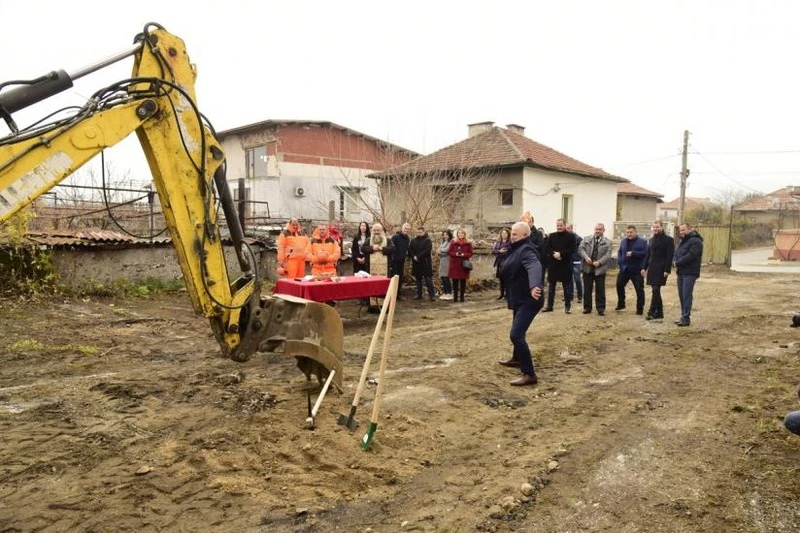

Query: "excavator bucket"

xmin=252 ymin=294 xmax=344 ymax=391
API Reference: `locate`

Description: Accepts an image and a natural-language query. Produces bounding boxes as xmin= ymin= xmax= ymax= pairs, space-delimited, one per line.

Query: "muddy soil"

xmin=1 ymin=267 xmax=799 ymax=532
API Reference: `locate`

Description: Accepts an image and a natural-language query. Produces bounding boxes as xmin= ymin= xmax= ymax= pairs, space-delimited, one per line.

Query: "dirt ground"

xmin=1 ymin=267 xmax=799 ymax=532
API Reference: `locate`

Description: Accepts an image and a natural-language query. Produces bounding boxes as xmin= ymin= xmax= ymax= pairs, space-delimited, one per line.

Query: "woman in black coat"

xmin=351 ymin=221 xmax=371 ymax=274
xmin=641 ymin=219 xmax=675 ymax=320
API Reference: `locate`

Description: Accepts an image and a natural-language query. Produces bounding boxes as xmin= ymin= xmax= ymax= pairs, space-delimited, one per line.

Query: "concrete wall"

xmin=51 ymin=245 xmax=270 ymax=288
xmin=48 ymin=244 xmax=502 ymax=291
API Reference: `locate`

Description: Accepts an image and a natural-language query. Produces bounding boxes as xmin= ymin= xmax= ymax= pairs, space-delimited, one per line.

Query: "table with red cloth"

xmin=273 ymin=276 xmax=391 ymax=302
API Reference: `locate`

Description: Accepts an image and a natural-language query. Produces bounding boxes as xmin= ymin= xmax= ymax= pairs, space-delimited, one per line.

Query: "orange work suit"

xmin=308 ymin=229 xmax=341 ymax=277
xmin=277 ymin=225 xmax=309 ymax=278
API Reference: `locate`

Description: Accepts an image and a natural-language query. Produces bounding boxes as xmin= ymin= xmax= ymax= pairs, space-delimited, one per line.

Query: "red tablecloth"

xmin=273 ymin=276 xmax=391 ymax=302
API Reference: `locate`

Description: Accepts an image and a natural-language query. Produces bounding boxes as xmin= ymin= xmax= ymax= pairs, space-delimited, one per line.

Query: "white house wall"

xmin=220 ymin=137 xmax=379 ymax=223
xmin=522 ymin=168 xmax=618 ymax=237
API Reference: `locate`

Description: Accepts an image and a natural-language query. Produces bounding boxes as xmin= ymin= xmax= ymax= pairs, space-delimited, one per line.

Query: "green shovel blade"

xmin=360 ymin=422 xmax=378 ymax=451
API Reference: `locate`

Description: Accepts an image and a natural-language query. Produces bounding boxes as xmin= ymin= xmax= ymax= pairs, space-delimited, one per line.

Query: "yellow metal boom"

xmin=0 ymin=24 xmax=342 ymax=390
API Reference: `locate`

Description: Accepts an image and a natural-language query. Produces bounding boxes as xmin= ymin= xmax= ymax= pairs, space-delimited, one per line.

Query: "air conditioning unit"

xmin=294 ymin=186 xmax=306 ymax=197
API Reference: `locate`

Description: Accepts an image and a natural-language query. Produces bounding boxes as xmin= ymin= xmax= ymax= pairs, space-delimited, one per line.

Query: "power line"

xmin=605 ymin=153 xmax=681 ymax=169
xmin=689 ymin=143 xmax=761 ymax=192
xmin=689 ymin=149 xmax=800 ymax=155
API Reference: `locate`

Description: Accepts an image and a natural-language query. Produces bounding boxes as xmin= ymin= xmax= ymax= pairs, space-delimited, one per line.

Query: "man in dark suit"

xmin=641 ymin=219 xmax=675 ymax=320
xmin=543 ymin=218 xmax=575 ymax=313
xmin=498 ymin=221 xmax=544 ymax=387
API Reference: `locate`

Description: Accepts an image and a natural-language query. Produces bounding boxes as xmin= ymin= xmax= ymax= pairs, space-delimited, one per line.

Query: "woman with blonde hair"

xmin=447 ymin=227 xmax=474 ymax=302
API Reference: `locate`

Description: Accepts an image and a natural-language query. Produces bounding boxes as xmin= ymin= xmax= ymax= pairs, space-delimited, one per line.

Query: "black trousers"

xmin=547 ymin=278 xmax=573 ymax=308
xmin=616 ymin=270 xmax=645 ymax=312
xmin=648 ymin=285 xmax=664 ymax=317
xmin=452 ymin=278 xmax=467 ymax=301
xmin=582 ymin=273 xmax=606 ymax=312
xmin=389 ymin=261 xmax=405 ymax=296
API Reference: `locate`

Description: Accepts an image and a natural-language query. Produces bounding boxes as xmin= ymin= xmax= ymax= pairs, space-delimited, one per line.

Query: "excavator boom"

xmin=0 ymin=23 xmax=342 ymax=390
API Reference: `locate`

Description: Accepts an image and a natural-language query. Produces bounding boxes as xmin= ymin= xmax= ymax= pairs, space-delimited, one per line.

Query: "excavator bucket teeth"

xmin=252 ymin=294 xmax=344 ymax=390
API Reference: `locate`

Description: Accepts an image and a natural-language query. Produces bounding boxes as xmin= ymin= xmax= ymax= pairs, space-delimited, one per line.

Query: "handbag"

xmin=462 ymin=259 xmax=473 ymax=270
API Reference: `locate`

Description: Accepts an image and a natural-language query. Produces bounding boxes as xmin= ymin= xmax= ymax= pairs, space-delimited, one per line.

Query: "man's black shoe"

xmin=582 ymin=309 xmax=592 ymax=314
xmin=542 ymin=307 xmax=554 ymax=313
xmin=615 ymin=305 xmax=625 ymax=311
xmin=565 ymin=307 xmax=572 ymax=314
xmin=636 ymin=310 xmax=643 ymax=316
xmin=677 ymin=319 xmax=690 ymax=327
xmin=597 ymin=311 xmax=605 ymax=316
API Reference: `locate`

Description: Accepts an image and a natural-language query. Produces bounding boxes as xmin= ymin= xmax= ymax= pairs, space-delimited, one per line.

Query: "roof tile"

xmin=373 ymin=126 xmax=626 ymax=181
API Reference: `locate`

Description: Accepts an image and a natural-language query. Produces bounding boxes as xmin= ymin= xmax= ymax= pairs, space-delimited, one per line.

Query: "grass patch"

xmin=7 ymin=339 xmax=98 ymax=355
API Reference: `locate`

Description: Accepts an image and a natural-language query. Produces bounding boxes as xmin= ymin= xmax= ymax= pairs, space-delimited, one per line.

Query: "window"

xmin=338 ymin=186 xmax=363 ymax=218
xmin=245 ymin=145 xmax=267 ymax=178
xmin=561 ymin=194 xmax=573 ymax=222
xmin=499 ymin=188 xmax=514 ymax=206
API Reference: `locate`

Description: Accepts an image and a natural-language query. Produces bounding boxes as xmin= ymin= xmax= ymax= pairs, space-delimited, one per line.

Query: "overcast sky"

xmin=3 ymin=0 xmax=799 ymax=203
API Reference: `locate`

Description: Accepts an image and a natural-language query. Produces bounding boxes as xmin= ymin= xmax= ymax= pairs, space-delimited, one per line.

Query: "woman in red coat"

xmin=447 ymin=227 xmax=474 ymax=302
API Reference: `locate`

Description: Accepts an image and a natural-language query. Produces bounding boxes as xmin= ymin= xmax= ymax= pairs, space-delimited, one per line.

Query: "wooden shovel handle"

xmin=350 ymin=275 xmax=398 ymax=408
xmin=310 ymin=370 xmax=335 ymax=418
xmin=369 ymin=276 xmax=398 ymax=424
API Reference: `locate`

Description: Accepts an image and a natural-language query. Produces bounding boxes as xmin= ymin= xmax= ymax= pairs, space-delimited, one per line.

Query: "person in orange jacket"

xmin=307 ymin=223 xmax=341 ymax=278
xmin=277 ymin=218 xmax=309 ymax=278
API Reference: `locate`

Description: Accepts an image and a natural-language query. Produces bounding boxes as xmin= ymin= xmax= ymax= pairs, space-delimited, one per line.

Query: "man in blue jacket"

xmin=674 ymin=222 xmax=704 ymax=327
xmin=615 ymin=225 xmax=648 ymax=315
xmin=498 ymin=222 xmax=544 ymax=387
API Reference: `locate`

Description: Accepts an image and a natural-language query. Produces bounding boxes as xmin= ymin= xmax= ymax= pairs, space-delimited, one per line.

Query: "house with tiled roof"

xmin=733 ymin=186 xmax=800 ymax=229
xmin=216 ymin=120 xmax=418 ymax=225
xmin=370 ymin=122 xmax=627 ymax=236
xmin=617 ymin=182 xmax=664 ymax=223
xmin=658 ymin=197 xmax=714 ymax=222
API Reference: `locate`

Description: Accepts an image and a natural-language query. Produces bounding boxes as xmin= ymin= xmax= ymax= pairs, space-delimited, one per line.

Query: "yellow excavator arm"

xmin=0 ymin=23 xmax=342 ymax=390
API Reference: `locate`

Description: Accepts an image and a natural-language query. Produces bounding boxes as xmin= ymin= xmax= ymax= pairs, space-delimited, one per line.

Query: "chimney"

xmin=506 ymin=123 xmax=525 ymax=135
xmin=467 ymin=121 xmax=494 ymax=138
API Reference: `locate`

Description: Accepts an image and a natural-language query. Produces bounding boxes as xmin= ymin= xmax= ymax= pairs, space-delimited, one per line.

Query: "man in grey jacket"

xmin=579 ymin=222 xmax=613 ymax=315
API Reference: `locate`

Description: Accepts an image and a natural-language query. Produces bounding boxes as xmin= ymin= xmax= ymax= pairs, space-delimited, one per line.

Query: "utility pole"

xmin=678 ymin=129 xmax=690 ymax=227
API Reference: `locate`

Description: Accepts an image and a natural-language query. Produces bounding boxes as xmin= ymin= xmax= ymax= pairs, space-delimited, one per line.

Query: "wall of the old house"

xmin=378 ymin=166 xmax=620 ymax=238
xmin=618 ymin=196 xmax=660 ymax=224
xmin=220 ymin=124 xmax=410 ymax=225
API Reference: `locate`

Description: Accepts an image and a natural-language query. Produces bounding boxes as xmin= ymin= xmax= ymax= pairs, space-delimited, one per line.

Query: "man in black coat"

xmin=641 ymin=219 xmax=675 ymax=320
xmin=674 ymin=222 xmax=704 ymax=327
xmin=390 ymin=222 xmax=411 ymax=300
xmin=408 ymin=226 xmax=436 ymax=301
xmin=543 ymin=218 xmax=575 ymax=313
xmin=498 ymin=221 xmax=544 ymax=387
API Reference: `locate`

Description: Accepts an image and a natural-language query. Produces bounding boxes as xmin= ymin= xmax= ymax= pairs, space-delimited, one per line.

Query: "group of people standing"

xmin=350 ymin=222 xmax=475 ymax=303
xmin=494 ymin=216 xmax=705 ymax=388
xmin=276 ymin=218 xmax=343 ymax=279
xmin=493 ymin=217 xmax=704 ymax=326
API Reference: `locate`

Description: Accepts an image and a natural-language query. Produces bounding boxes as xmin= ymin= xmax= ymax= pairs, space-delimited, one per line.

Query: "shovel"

xmin=337 ymin=275 xmax=399 ymax=432
xmin=305 ymin=369 xmax=336 ymax=430
xmin=360 ymin=278 xmax=398 ymax=451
